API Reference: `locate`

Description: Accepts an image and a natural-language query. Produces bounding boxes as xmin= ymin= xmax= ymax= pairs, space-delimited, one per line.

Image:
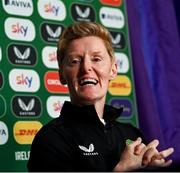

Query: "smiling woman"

xmin=60 ymin=36 xmax=117 ymax=111
xmin=27 ymin=22 xmax=174 ymax=172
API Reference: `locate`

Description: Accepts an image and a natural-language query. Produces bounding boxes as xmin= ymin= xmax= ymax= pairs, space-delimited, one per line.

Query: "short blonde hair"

xmin=57 ymin=22 xmax=115 ymax=69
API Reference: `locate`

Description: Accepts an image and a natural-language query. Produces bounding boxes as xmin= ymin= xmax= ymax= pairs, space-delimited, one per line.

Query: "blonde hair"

xmin=57 ymin=22 xmax=115 ymax=69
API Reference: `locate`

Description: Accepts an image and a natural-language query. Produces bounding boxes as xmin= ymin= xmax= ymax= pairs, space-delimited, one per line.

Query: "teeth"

xmin=79 ymin=78 xmax=98 ymax=86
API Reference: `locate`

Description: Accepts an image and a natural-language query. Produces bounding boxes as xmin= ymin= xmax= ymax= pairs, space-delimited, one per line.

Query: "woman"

xmin=27 ymin=22 xmax=174 ymax=171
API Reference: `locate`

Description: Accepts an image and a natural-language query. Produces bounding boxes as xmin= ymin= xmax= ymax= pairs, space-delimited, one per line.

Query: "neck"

xmin=71 ymin=98 xmax=105 ymax=119
xmin=94 ymin=100 xmax=105 ymax=119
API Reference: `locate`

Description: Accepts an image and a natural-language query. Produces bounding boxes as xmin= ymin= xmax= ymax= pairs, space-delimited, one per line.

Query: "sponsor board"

xmin=2 ymin=0 xmax=33 ymax=16
xmin=110 ymin=31 xmax=125 ymax=49
xmin=109 ymin=98 xmax=133 ymax=118
xmin=4 ymin=17 xmax=35 ymax=41
xmin=15 ymin=150 xmax=30 ymax=161
xmin=115 ymin=52 xmax=129 ymax=73
xmin=47 ymin=96 xmax=70 ymax=118
xmin=9 ymin=69 xmax=40 ymax=92
xmin=0 ymin=72 xmax=4 ymax=89
xmin=13 ymin=121 xmax=42 ymax=144
xmin=0 ymin=95 xmax=6 ymax=118
xmin=37 ymin=0 xmax=66 ymax=21
xmin=40 ymin=22 xmax=64 ymax=43
xmin=71 ymin=3 xmax=96 ymax=22
xmin=100 ymin=0 xmax=122 ymax=7
xmin=12 ymin=95 xmax=42 ymax=118
xmin=7 ymin=43 xmax=37 ymax=66
xmin=0 ymin=47 xmax=2 ymax=62
xmin=108 ymin=75 xmax=131 ymax=96
xmin=0 ymin=121 xmax=9 ymax=145
xmin=42 ymin=46 xmax=58 ymax=69
xmin=99 ymin=7 xmax=125 ymax=29
xmin=44 ymin=71 xmax=69 ymax=93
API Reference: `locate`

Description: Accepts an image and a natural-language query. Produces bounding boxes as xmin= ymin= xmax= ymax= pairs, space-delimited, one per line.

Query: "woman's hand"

xmin=113 ymin=137 xmax=146 ymax=171
xmin=135 ymin=139 xmax=174 ymax=167
xmin=113 ymin=138 xmax=174 ymax=172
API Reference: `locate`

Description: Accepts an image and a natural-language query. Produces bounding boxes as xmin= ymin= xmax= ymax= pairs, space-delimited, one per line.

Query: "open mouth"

xmin=79 ymin=78 xmax=98 ymax=86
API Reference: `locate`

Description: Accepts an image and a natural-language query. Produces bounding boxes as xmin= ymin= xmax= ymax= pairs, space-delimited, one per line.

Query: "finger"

xmin=146 ymin=139 xmax=159 ymax=148
xmin=127 ymin=137 xmax=142 ymax=148
xmin=150 ymin=158 xmax=165 ymax=166
xmin=142 ymin=148 xmax=159 ymax=165
xmin=163 ymin=159 xmax=173 ymax=167
xmin=141 ymin=139 xmax=159 ymax=155
xmin=134 ymin=143 xmax=146 ymax=155
xmin=159 ymin=147 xmax=174 ymax=158
xmin=151 ymin=159 xmax=173 ymax=167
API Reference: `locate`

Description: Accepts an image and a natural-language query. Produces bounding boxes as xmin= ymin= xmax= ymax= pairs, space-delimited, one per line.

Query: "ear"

xmin=110 ymin=62 xmax=117 ymax=80
xmin=58 ymin=70 xmax=67 ymax=85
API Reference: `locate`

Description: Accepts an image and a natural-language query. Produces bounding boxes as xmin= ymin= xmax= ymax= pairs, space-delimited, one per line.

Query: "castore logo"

xmin=12 ymin=95 xmax=42 ymax=117
xmin=8 ymin=44 xmax=37 ymax=66
xmin=79 ymin=143 xmax=98 ymax=156
xmin=71 ymin=3 xmax=95 ymax=22
xmin=41 ymin=23 xmax=64 ymax=43
xmin=110 ymin=31 xmax=125 ymax=49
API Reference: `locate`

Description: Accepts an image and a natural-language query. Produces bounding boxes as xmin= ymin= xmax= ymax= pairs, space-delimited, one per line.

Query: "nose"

xmin=80 ymin=57 xmax=92 ymax=73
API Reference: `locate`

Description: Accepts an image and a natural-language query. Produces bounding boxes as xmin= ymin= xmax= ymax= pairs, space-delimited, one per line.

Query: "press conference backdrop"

xmin=0 ymin=0 xmax=138 ymax=171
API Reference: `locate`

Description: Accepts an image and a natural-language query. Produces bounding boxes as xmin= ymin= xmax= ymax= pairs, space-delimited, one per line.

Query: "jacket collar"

xmin=59 ymin=101 xmax=123 ymax=124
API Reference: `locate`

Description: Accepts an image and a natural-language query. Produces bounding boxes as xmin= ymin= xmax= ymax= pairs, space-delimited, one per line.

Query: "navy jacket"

xmin=27 ymin=101 xmax=146 ymax=172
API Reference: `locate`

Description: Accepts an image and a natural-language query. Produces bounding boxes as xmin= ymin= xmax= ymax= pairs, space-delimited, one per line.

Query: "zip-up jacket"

xmin=27 ymin=101 xmax=146 ymax=172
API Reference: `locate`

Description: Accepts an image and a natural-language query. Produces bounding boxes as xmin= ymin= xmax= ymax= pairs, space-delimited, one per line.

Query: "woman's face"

xmin=61 ymin=36 xmax=117 ymax=105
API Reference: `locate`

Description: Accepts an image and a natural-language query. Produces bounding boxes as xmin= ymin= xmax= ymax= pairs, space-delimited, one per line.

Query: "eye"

xmin=92 ymin=55 xmax=102 ymax=62
xmin=68 ymin=57 xmax=81 ymax=66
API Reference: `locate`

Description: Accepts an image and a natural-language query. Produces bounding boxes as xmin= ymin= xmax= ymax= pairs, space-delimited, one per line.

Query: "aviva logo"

xmin=13 ymin=121 xmax=42 ymax=144
xmin=2 ymin=0 xmax=33 ymax=16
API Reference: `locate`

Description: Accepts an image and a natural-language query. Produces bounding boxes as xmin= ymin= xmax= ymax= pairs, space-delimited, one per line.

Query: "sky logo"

xmin=5 ymin=17 xmax=35 ymax=41
xmin=115 ymin=52 xmax=129 ymax=73
xmin=47 ymin=96 xmax=70 ymax=118
xmin=9 ymin=69 xmax=40 ymax=92
xmin=42 ymin=46 xmax=58 ymax=69
xmin=44 ymin=2 xmax=59 ymax=16
xmin=12 ymin=22 xmax=28 ymax=37
xmin=16 ymin=74 xmax=32 ymax=88
xmin=38 ymin=0 xmax=66 ymax=21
